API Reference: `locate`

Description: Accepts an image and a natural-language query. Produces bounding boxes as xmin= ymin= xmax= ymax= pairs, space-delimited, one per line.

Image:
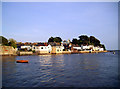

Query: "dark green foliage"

xmin=78 ymin=35 xmax=101 ymax=46
xmin=0 ymin=36 xmax=9 ymax=45
xmin=9 ymin=42 xmax=17 ymax=48
xmin=90 ymin=36 xmax=100 ymax=46
xmin=72 ymin=35 xmax=90 ymax=45
xmin=72 ymin=38 xmax=78 ymax=44
xmin=54 ymin=37 xmax=62 ymax=42
xmin=32 ymin=50 xmax=35 ymax=53
xmin=90 ymin=36 xmax=95 ymax=44
xmin=72 ymin=35 xmax=105 ymax=49
xmin=0 ymin=36 xmax=17 ymax=48
xmin=29 ymin=49 xmax=32 ymax=51
xmin=78 ymin=35 xmax=90 ymax=45
xmin=79 ymin=35 xmax=89 ymax=41
xmin=94 ymin=39 xmax=100 ymax=46
xmin=8 ymin=38 xmax=17 ymax=48
xmin=48 ymin=37 xmax=54 ymax=42
xmin=20 ymin=48 xmax=27 ymax=51
xmin=48 ymin=37 xmax=62 ymax=43
xmin=101 ymin=44 xmax=106 ymax=50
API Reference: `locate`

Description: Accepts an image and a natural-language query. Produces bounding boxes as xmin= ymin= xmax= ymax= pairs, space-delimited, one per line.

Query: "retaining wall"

xmin=0 ymin=46 xmax=17 ymax=55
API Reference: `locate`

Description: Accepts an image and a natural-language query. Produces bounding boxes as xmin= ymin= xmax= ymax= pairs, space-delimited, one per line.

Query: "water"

xmin=2 ymin=51 xmax=120 ymax=87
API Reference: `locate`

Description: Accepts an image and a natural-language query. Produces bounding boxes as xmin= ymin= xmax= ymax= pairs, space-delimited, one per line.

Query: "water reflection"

xmin=39 ymin=55 xmax=52 ymax=67
xmin=2 ymin=56 xmax=17 ymax=87
xmin=2 ymin=52 xmax=120 ymax=87
xmin=38 ymin=55 xmax=65 ymax=83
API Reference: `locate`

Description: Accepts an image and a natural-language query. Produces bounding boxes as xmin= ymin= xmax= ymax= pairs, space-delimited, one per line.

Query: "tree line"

xmin=48 ymin=37 xmax=62 ymax=43
xmin=0 ymin=35 xmax=106 ymax=50
xmin=0 ymin=36 xmax=17 ymax=48
xmin=48 ymin=35 xmax=106 ymax=50
xmin=72 ymin=35 xmax=106 ymax=50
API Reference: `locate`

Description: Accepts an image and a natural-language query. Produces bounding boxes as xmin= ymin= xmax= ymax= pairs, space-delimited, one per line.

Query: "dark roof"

xmin=48 ymin=42 xmax=61 ymax=46
xmin=36 ymin=43 xmax=48 ymax=46
xmin=72 ymin=44 xmax=80 ymax=47
xmin=36 ymin=44 xmax=48 ymax=46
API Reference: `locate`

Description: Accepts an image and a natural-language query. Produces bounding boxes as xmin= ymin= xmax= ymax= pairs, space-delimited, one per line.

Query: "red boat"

xmin=16 ymin=60 xmax=29 ymax=63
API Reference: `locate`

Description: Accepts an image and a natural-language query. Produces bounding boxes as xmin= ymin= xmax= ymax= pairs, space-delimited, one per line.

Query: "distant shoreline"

xmin=1 ymin=50 xmax=114 ymax=56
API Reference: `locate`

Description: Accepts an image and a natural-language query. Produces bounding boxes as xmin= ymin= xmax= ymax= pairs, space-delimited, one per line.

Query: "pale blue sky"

xmin=2 ymin=2 xmax=118 ymax=50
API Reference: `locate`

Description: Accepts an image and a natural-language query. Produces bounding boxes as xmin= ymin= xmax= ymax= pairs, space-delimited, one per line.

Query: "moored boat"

xmin=16 ymin=60 xmax=29 ymax=63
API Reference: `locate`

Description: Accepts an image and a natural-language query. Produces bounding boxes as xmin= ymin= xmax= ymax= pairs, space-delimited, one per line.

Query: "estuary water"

xmin=2 ymin=51 xmax=120 ymax=87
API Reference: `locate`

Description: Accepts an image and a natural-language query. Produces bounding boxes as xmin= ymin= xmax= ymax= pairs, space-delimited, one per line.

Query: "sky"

xmin=2 ymin=2 xmax=118 ymax=50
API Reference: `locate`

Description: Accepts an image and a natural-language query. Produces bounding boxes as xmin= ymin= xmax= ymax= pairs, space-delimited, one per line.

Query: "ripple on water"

xmin=2 ymin=52 xmax=120 ymax=87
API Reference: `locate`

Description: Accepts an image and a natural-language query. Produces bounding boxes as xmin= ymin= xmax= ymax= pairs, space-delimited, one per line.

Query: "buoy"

xmin=113 ymin=51 xmax=115 ymax=54
xmin=16 ymin=60 xmax=29 ymax=63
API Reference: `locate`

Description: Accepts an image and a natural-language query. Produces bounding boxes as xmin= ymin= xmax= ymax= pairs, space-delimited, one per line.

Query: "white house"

xmin=73 ymin=47 xmax=82 ymax=50
xmin=81 ymin=45 xmax=89 ymax=50
xmin=51 ymin=45 xmax=64 ymax=54
xmin=93 ymin=46 xmax=100 ymax=51
xmin=88 ymin=45 xmax=94 ymax=49
xmin=39 ymin=44 xmax=52 ymax=53
xmin=21 ymin=45 xmax=32 ymax=51
xmin=73 ymin=44 xmax=104 ymax=52
xmin=32 ymin=44 xmax=52 ymax=53
xmin=93 ymin=46 xmax=104 ymax=51
xmin=55 ymin=46 xmax=64 ymax=53
xmin=99 ymin=48 xmax=104 ymax=51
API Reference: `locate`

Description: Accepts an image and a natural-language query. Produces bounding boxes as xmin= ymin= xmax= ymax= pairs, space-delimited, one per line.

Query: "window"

xmin=41 ymin=47 xmax=43 ymax=49
xmin=57 ymin=49 xmax=59 ymax=52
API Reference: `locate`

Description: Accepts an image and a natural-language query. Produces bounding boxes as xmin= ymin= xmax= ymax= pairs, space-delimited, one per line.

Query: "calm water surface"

xmin=2 ymin=51 xmax=120 ymax=87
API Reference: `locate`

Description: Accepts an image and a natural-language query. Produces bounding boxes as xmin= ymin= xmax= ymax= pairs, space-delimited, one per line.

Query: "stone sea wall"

xmin=0 ymin=46 xmax=17 ymax=56
xmin=17 ymin=51 xmax=33 ymax=55
xmin=62 ymin=51 xmax=71 ymax=54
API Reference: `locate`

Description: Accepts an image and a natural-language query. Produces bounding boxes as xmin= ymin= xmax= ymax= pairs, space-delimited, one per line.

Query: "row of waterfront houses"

xmin=16 ymin=40 xmax=104 ymax=54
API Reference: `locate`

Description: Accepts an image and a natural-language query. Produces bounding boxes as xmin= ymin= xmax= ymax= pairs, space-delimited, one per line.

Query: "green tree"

xmin=77 ymin=40 xmax=83 ymax=46
xmin=8 ymin=38 xmax=17 ymax=48
xmin=48 ymin=37 xmax=54 ymax=42
xmin=48 ymin=37 xmax=62 ymax=43
xmin=101 ymin=44 xmax=106 ymax=50
xmin=78 ymin=35 xmax=89 ymax=45
xmin=0 ymin=36 xmax=9 ymax=45
xmin=90 ymin=36 xmax=100 ymax=46
xmin=90 ymin=36 xmax=95 ymax=45
xmin=54 ymin=37 xmax=62 ymax=43
xmin=72 ymin=38 xmax=78 ymax=44
xmin=94 ymin=39 xmax=100 ymax=46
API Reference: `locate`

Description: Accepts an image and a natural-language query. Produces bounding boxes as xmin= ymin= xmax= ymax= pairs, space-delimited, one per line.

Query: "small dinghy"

xmin=16 ymin=60 xmax=29 ymax=63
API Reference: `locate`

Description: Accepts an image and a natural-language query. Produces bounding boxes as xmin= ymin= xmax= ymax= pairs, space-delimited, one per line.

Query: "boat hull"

xmin=16 ymin=60 xmax=29 ymax=63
